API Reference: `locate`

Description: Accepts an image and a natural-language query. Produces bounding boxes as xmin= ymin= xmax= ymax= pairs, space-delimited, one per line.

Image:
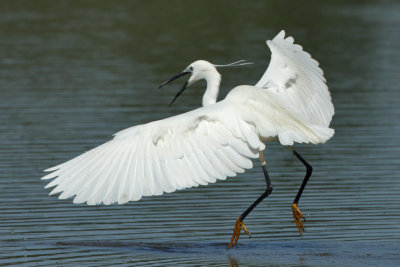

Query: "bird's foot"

xmin=292 ymin=203 xmax=305 ymax=235
xmin=227 ymin=217 xmax=251 ymax=249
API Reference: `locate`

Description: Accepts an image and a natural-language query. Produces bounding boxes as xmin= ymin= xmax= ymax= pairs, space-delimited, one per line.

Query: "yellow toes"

xmin=227 ymin=217 xmax=251 ymax=249
xmin=228 ymin=204 xmax=306 ymax=249
xmin=292 ymin=203 xmax=305 ymax=235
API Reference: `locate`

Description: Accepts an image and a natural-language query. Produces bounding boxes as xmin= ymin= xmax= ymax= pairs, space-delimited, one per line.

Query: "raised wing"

xmin=41 ymin=102 xmax=265 ymax=205
xmin=255 ymin=30 xmax=334 ymax=128
xmin=42 ymin=31 xmax=335 ymax=205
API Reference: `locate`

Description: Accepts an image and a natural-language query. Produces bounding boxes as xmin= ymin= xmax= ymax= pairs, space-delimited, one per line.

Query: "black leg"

xmin=227 ymin=150 xmax=273 ymax=249
xmin=239 ymin=162 xmax=273 ymax=221
xmin=290 ymin=148 xmax=313 ymax=234
xmin=292 ymin=149 xmax=313 ymax=205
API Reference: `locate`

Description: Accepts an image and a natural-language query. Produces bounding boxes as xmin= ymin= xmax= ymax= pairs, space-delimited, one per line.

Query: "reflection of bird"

xmin=42 ymin=30 xmax=334 ymax=249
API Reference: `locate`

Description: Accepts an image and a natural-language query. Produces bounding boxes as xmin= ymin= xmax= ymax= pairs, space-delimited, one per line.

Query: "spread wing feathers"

xmin=41 ymin=102 xmax=266 ymax=205
xmin=224 ymin=85 xmax=334 ymax=146
xmin=255 ymin=30 xmax=334 ymax=128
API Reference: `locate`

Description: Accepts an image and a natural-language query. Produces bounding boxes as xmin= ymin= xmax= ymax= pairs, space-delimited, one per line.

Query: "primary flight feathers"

xmin=42 ymin=30 xmax=334 ymax=205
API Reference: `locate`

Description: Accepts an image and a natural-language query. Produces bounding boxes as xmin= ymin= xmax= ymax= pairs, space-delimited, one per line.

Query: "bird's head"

xmin=186 ymin=60 xmax=218 ymax=87
xmin=159 ymin=59 xmax=252 ymax=106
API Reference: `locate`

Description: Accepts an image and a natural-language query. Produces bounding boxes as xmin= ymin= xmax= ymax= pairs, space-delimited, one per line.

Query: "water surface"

xmin=1 ymin=1 xmax=399 ymax=266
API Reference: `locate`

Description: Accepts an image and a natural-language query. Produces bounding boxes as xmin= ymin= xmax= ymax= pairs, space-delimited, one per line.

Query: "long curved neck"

xmin=202 ymin=70 xmax=221 ymax=107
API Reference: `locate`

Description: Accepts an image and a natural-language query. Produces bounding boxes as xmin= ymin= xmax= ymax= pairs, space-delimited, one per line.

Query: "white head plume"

xmin=213 ymin=60 xmax=253 ymax=68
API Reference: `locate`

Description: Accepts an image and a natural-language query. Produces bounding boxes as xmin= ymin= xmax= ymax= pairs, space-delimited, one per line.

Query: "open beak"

xmin=159 ymin=70 xmax=190 ymax=89
xmin=159 ymin=70 xmax=191 ymax=106
xmin=168 ymin=81 xmax=188 ymax=107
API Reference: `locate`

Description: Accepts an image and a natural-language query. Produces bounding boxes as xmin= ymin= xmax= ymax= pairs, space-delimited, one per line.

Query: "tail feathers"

xmin=278 ymin=125 xmax=334 ymax=146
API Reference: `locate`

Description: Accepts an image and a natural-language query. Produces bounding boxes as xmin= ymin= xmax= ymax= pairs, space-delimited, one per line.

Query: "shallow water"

xmin=1 ymin=1 xmax=400 ymax=266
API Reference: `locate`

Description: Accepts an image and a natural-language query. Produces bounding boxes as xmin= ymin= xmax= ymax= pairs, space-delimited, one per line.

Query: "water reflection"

xmin=1 ymin=0 xmax=400 ymax=266
xmin=228 ymin=255 xmax=239 ymax=267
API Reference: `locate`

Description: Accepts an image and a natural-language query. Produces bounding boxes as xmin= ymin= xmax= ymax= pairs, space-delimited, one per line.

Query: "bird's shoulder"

xmin=225 ymin=85 xmax=263 ymax=103
xmin=113 ymin=101 xmax=233 ymax=142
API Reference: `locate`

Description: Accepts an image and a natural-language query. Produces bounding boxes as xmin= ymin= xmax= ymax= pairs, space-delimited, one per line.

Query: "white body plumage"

xmin=42 ymin=30 xmax=334 ymax=206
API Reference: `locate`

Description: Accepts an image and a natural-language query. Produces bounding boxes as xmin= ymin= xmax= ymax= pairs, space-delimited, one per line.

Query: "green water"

xmin=1 ymin=1 xmax=399 ymax=266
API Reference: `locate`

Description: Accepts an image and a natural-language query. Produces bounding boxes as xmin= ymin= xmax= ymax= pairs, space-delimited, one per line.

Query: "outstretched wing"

xmin=255 ymin=30 xmax=334 ymax=128
xmin=42 ymin=31 xmax=335 ymax=206
xmin=41 ymin=102 xmax=265 ymax=205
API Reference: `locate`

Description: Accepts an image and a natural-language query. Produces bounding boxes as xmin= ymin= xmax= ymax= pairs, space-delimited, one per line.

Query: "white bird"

xmin=42 ymin=30 xmax=334 ymax=249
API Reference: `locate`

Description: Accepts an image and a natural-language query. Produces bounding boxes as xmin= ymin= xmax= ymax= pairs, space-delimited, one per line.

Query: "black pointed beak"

xmin=159 ymin=70 xmax=191 ymax=106
xmin=158 ymin=71 xmax=190 ymax=89
xmin=168 ymin=81 xmax=188 ymax=107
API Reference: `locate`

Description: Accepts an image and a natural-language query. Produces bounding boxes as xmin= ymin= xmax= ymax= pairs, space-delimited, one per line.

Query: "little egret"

xmin=42 ymin=30 xmax=334 ymax=249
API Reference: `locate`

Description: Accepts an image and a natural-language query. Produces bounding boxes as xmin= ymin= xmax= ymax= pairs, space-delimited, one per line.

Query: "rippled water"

xmin=1 ymin=1 xmax=400 ymax=266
